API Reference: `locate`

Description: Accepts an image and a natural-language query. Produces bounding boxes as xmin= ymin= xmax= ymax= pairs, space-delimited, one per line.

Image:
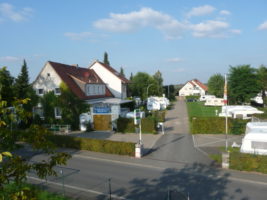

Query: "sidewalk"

xmin=68 ymin=131 xmax=163 ymax=154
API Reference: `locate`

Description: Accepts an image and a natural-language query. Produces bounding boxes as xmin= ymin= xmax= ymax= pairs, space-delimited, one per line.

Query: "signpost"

xmin=134 ymin=109 xmax=143 ymax=158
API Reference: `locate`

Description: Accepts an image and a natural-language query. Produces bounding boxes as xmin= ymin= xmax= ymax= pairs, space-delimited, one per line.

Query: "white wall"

xmin=179 ymin=82 xmax=205 ymax=96
xmin=33 ymin=62 xmax=62 ymax=95
xmin=91 ymin=62 xmax=122 ymax=98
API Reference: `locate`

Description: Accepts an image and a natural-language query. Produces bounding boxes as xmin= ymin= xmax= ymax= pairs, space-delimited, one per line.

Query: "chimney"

xmin=72 ymin=64 xmax=79 ymax=68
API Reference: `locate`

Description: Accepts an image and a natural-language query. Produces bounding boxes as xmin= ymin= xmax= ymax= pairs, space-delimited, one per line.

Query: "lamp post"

xmin=146 ymin=84 xmax=153 ymax=98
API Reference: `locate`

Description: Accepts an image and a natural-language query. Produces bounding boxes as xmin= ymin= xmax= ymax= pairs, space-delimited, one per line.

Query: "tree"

xmin=207 ymin=73 xmax=224 ymax=97
xmin=41 ymin=91 xmax=59 ymax=124
xmin=103 ymin=52 xmax=110 ymax=65
xmin=0 ymin=98 xmax=71 ymax=199
xmin=0 ymin=67 xmax=14 ymax=105
xmin=120 ymin=67 xmax=125 ymax=77
xmin=153 ymin=70 xmax=164 ymax=96
xmin=257 ymin=65 xmax=267 ymax=105
xmin=130 ymin=72 xmax=133 ymax=81
xmin=228 ymin=65 xmax=260 ymax=104
xmin=58 ymin=82 xmax=89 ymax=130
xmin=14 ymin=60 xmax=39 ymax=118
xmin=129 ymin=72 xmax=156 ymax=99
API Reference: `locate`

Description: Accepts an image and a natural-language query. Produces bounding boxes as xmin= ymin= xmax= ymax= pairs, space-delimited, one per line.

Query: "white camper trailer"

xmin=147 ymin=96 xmax=170 ymax=111
xmin=219 ymin=106 xmax=264 ymax=119
xmin=205 ymin=98 xmax=224 ymax=106
xmin=199 ymin=95 xmax=215 ymax=102
xmin=79 ymin=113 xmax=91 ymax=131
xmin=240 ymin=122 xmax=267 ymax=155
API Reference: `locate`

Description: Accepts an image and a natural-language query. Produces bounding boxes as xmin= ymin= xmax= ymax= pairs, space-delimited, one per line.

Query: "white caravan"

xmin=205 ymin=98 xmax=224 ymax=106
xmin=147 ymin=96 xmax=170 ymax=111
xmin=219 ymin=105 xmax=264 ymax=119
xmin=240 ymin=122 xmax=267 ymax=155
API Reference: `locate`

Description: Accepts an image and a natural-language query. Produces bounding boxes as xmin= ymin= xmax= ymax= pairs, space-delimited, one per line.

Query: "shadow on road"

xmin=98 ymin=163 xmax=249 ymax=200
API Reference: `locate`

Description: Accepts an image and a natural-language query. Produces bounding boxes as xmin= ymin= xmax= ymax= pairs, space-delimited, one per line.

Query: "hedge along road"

xmin=144 ymin=97 xmax=212 ymax=165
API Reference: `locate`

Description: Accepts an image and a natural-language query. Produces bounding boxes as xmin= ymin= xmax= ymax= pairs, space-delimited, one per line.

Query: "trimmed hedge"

xmin=48 ymin=135 xmax=135 ymax=156
xmin=191 ymin=117 xmax=248 ymax=134
xmin=230 ymin=151 xmax=267 ymax=174
xmin=117 ymin=117 xmax=156 ymax=134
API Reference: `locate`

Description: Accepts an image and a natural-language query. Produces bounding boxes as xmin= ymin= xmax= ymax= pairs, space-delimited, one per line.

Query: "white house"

xmin=89 ymin=60 xmax=129 ymax=99
xmin=179 ymin=79 xmax=208 ymax=96
xmin=32 ymin=61 xmax=131 ymax=131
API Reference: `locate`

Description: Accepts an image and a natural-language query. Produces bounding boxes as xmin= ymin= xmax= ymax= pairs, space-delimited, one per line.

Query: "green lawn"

xmin=186 ymin=101 xmax=221 ymax=118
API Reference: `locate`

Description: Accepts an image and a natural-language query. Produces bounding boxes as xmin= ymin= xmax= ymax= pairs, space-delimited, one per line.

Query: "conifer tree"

xmin=103 ymin=52 xmax=110 ymax=65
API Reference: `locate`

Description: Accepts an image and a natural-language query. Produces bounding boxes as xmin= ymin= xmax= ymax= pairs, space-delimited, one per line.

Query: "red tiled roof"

xmin=48 ymin=61 xmax=114 ymax=100
xmin=187 ymin=79 xmax=208 ymax=91
xmin=91 ymin=61 xmax=130 ymax=83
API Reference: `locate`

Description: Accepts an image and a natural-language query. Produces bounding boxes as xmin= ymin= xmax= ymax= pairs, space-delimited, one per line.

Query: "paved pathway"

xmin=145 ymin=97 xmax=213 ymax=165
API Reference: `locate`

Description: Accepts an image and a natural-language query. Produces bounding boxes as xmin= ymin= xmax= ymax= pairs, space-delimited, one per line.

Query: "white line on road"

xmin=72 ymin=154 xmax=166 ymax=170
xmin=192 ymin=135 xmax=209 ymax=156
xmin=28 ymin=176 xmax=129 ymax=200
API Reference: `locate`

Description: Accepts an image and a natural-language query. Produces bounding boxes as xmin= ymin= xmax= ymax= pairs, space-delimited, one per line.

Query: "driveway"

xmin=145 ymin=97 xmax=213 ymax=165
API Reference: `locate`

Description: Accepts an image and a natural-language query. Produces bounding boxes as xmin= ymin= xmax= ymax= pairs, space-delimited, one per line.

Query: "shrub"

xmin=117 ymin=117 xmax=157 ymax=134
xmin=48 ymin=135 xmax=135 ymax=156
xmin=191 ymin=117 xmax=248 ymax=134
xmin=230 ymin=151 xmax=267 ymax=174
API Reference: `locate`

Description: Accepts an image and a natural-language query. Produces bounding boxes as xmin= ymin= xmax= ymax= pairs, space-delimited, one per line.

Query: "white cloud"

xmin=166 ymin=57 xmax=183 ymax=63
xmin=258 ymin=21 xmax=267 ymax=30
xmin=64 ymin=32 xmax=92 ymax=40
xmin=190 ymin=20 xmax=230 ymax=38
xmin=0 ymin=56 xmax=21 ymax=62
xmin=186 ymin=5 xmax=215 ymax=18
xmin=220 ymin=10 xmax=231 ymax=15
xmin=230 ymin=29 xmax=241 ymax=34
xmin=0 ymin=3 xmax=33 ymax=22
xmin=94 ymin=7 xmax=185 ymax=40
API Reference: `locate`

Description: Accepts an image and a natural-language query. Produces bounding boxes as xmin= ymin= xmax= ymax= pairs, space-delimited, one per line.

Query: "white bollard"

xmin=135 ymin=143 xmax=143 ymax=158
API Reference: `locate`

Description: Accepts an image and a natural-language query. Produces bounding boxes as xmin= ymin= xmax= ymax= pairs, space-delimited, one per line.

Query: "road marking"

xmin=72 ymin=154 xmax=166 ymax=170
xmin=229 ymin=176 xmax=267 ymax=186
xmin=28 ymin=176 xmax=129 ymax=200
xmin=192 ymin=135 xmax=209 ymax=156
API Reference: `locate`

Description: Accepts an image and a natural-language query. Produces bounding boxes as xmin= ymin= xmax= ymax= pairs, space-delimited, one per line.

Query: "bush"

xmin=230 ymin=151 xmax=267 ymax=174
xmin=48 ymin=135 xmax=135 ymax=156
xmin=117 ymin=117 xmax=156 ymax=134
xmin=191 ymin=117 xmax=248 ymax=134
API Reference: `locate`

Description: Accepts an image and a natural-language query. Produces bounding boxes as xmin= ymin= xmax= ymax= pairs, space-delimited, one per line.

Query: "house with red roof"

xmin=32 ymin=61 xmax=131 ymax=131
xmin=89 ymin=60 xmax=129 ymax=99
xmin=179 ymin=79 xmax=208 ymax=96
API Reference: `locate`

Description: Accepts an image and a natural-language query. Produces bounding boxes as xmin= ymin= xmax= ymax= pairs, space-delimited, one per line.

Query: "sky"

xmin=0 ymin=0 xmax=267 ymax=85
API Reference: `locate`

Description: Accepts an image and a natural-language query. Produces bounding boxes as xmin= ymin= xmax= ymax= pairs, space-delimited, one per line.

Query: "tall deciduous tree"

xmin=228 ymin=65 xmax=260 ymax=104
xmin=207 ymin=73 xmax=224 ymax=97
xmin=58 ymin=82 xmax=89 ymax=130
xmin=257 ymin=65 xmax=267 ymax=105
xmin=0 ymin=98 xmax=70 ymax=199
xmin=129 ymin=72 xmax=156 ymax=99
xmin=103 ymin=52 xmax=110 ymax=65
xmin=0 ymin=67 xmax=14 ymax=105
xmin=153 ymin=70 xmax=164 ymax=96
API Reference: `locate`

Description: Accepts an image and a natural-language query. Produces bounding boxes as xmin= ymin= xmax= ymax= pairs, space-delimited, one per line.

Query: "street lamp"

xmin=146 ymin=84 xmax=153 ymax=98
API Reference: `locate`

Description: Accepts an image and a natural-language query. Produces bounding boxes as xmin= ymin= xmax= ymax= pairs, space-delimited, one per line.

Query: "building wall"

xmin=33 ymin=62 xmax=62 ymax=95
xmin=91 ymin=62 xmax=122 ymax=98
xmin=179 ymin=82 xmax=205 ymax=96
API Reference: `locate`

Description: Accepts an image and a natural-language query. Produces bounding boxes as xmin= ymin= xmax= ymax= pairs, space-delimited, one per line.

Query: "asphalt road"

xmin=29 ymin=153 xmax=267 ymax=200
xmin=25 ymin=98 xmax=267 ymax=199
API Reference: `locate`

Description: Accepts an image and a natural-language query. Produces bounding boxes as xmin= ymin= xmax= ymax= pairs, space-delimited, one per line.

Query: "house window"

xmin=54 ymin=88 xmax=61 ymax=95
xmin=37 ymin=89 xmax=44 ymax=95
xmin=54 ymin=107 xmax=62 ymax=119
xmin=47 ymin=73 xmax=50 ymax=77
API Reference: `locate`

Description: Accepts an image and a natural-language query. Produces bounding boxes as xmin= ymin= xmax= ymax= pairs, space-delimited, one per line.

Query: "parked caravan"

xmin=205 ymin=98 xmax=224 ymax=106
xmin=240 ymin=122 xmax=267 ymax=155
xmin=199 ymin=95 xmax=215 ymax=102
xmin=219 ymin=106 xmax=264 ymax=119
xmin=147 ymin=96 xmax=170 ymax=111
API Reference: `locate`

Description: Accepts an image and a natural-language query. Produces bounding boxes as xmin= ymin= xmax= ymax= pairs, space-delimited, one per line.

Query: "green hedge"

xmin=230 ymin=151 xmax=267 ymax=174
xmin=117 ymin=117 xmax=156 ymax=134
xmin=48 ymin=135 xmax=135 ymax=156
xmin=191 ymin=117 xmax=248 ymax=134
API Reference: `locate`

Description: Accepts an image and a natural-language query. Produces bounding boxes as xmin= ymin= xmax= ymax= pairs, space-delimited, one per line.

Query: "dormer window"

xmin=47 ymin=73 xmax=50 ymax=77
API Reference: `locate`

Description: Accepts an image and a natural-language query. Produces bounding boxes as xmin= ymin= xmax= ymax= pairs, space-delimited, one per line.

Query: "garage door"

xmin=93 ymin=115 xmax=111 ymax=131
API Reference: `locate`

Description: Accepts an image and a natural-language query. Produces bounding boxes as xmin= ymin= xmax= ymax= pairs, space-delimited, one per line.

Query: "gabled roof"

xmin=47 ymin=61 xmax=114 ymax=100
xmin=188 ymin=79 xmax=208 ymax=91
xmin=89 ymin=60 xmax=130 ymax=84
